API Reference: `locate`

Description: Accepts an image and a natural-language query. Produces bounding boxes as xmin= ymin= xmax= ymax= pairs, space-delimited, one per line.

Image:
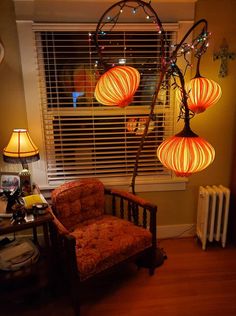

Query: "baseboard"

xmin=157 ymin=224 xmax=196 ymax=239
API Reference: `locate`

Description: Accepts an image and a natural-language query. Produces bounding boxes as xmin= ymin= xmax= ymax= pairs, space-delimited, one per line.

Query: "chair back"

xmin=51 ymin=178 xmax=105 ymax=230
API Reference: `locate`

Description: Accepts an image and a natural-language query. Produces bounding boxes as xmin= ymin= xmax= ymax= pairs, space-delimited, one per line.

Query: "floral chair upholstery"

xmin=49 ymin=178 xmax=157 ymax=316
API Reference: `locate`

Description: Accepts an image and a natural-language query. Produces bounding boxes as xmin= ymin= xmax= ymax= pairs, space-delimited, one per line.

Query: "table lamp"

xmin=3 ymin=129 xmax=40 ymax=195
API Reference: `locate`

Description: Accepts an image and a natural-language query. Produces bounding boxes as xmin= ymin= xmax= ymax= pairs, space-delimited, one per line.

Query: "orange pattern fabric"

xmin=71 ymin=215 xmax=152 ymax=280
xmin=51 ymin=178 xmax=152 ymax=281
xmin=51 ymin=178 xmax=105 ymax=231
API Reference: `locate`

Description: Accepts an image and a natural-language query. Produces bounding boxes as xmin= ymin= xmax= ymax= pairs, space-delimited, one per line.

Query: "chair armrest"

xmin=48 ymin=207 xmax=70 ymax=236
xmin=47 ymin=207 xmax=79 ymax=280
xmin=105 ymin=188 xmax=157 ymax=210
xmin=105 ymin=188 xmax=157 ymax=248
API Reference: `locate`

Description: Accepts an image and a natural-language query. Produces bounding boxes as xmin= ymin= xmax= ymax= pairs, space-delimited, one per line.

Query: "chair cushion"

xmin=71 ymin=215 xmax=152 ymax=281
xmin=51 ymin=178 xmax=105 ymax=230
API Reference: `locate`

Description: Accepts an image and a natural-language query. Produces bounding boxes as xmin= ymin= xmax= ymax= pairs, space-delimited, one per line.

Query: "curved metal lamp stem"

xmin=130 ymin=69 xmax=167 ymax=194
xmin=94 ymin=0 xmax=165 ymax=71
xmin=131 ymin=19 xmax=208 ymax=194
xmin=94 ymin=1 xmax=209 ymax=194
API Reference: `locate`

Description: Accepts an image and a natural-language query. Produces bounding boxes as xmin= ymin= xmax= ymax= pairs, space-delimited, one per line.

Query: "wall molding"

xmin=157 ymin=223 xmax=196 ymax=239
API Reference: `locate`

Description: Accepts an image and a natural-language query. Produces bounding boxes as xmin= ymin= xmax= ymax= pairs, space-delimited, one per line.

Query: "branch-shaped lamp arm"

xmin=130 ymin=18 xmax=209 ymax=193
xmin=172 ymin=19 xmax=208 ymax=57
xmin=94 ymin=0 xmax=165 ymax=71
xmin=94 ymin=0 xmax=210 ymax=194
xmin=130 ymin=68 xmax=167 ymax=193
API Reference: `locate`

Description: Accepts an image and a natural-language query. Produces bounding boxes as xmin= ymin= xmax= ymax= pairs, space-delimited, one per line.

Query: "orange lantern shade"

xmin=74 ymin=67 xmax=98 ymax=99
xmin=126 ymin=117 xmax=155 ymax=135
xmin=94 ymin=65 xmax=140 ymax=107
xmin=60 ymin=65 xmax=98 ymax=98
xmin=177 ymin=77 xmax=222 ymax=114
xmin=127 ymin=118 xmax=137 ymax=132
xmin=157 ymin=130 xmax=215 ymax=177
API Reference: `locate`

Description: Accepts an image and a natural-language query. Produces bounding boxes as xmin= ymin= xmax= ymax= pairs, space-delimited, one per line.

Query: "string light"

xmin=93 ymin=0 xmax=220 ymax=189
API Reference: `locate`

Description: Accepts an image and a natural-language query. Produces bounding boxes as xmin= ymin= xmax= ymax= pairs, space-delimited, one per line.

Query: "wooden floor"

xmin=2 ymin=237 xmax=236 ymax=316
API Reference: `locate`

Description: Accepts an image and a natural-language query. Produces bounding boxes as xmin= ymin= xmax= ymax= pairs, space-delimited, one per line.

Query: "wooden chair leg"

xmin=137 ymin=247 xmax=166 ymax=274
xmin=68 ymin=277 xmax=81 ymax=316
xmin=72 ymin=298 xmax=80 ymax=316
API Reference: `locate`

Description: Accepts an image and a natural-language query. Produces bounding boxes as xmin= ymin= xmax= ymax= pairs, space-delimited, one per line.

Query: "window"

xmin=16 ymin=21 xmax=190 ymax=191
xmin=34 ymin=24 xmax=177 ymax=186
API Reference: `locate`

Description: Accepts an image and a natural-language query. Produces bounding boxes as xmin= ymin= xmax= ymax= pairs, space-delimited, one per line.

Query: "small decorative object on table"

xmin=0 ymin=173 xmax=21 ymax=214
xmin=23 ymin=194 xmax=48 ymax=215
xmin=11 ymin=203 xmax=26 ymax=224
xmin=19 ymin=169 xmax=32 ymax=196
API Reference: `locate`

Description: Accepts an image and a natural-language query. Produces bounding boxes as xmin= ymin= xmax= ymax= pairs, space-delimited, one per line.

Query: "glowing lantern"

xmin=157 ymin=129 xmax=215 ymax=177
xmin=177 ymin=77 xmax=222 ymax=114
xmin=126 ymin=117 xmax=155 ymax=135
xmin=127 ymin=118 xmax=137 ymax=132
xmin=74 ymin=67 xmax=98 ymax=99
xmin=60 ymin=65 xmax=98 ymax=99
xmin=94 ymin=65 xmax=140 ymax=107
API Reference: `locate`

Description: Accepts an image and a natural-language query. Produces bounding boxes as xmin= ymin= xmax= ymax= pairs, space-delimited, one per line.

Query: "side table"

xmin=0 ymin=211 xmax=53 ymax=244
xmin=0 ymin=209 xmax=54 ymax=305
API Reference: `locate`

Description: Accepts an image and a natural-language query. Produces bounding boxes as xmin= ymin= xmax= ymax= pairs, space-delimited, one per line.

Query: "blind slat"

xmin=36 ymin=27 xmax=176 ymax=182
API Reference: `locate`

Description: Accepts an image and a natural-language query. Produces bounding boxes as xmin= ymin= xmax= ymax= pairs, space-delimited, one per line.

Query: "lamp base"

xmin=19 ymin=169 xmax=31 ymax=196
xmin=154 ymin=247 xmax=167 ymax=267
xmin=136 ymin=247 xmax=167 ymax=270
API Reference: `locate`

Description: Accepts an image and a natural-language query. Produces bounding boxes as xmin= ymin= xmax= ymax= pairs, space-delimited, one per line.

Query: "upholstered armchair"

xmin=49 ymin=178 xmax=158 ymax=316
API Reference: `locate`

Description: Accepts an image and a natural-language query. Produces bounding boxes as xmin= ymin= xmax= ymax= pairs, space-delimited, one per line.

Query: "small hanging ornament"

xmin=126 ymin=117 xmax=155 ymax=135
xmin=127 ymin=118 xmax=137 ymax=132
xmin=94 ymin=65 xmax=140 ymax=107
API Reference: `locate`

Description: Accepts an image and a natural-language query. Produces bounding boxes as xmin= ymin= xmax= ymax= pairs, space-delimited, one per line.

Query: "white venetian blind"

xmin=34 ymin=24 xmax=177 ymax=185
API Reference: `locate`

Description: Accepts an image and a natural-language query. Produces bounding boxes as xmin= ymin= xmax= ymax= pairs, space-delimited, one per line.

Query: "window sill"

xmin=39 ymin=176 xmax=187 ymax=197
xmin=104 ymin=176 xmax=188 ymax=192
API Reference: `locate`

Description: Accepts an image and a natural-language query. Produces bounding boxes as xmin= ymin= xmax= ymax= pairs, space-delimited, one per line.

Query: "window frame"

xmin=16 ymin=21 xmax=192 ymax=192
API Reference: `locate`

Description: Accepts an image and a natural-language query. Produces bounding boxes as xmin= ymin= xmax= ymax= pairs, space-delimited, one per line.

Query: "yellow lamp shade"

xmin=157 ymin=130 xmax=215 ymax=177
xmin=3 ymin=129 xmax=39 ymax=163
xmin=94 ymin=65 xmax=140 ymax=107
xmin=177 ymin=77 xmax=222 ymax=114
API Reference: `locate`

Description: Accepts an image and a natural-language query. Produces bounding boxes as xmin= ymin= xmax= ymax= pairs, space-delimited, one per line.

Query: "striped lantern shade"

xmin=94 ymin=65 xmax=140 ymax=107
xmin=157 ymin=129 xmax=215 ymax=177
xmin=74 ymin=67 xmax=98 ymax=100
xmin=177 ymin=77 xmax=222 ymax=114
